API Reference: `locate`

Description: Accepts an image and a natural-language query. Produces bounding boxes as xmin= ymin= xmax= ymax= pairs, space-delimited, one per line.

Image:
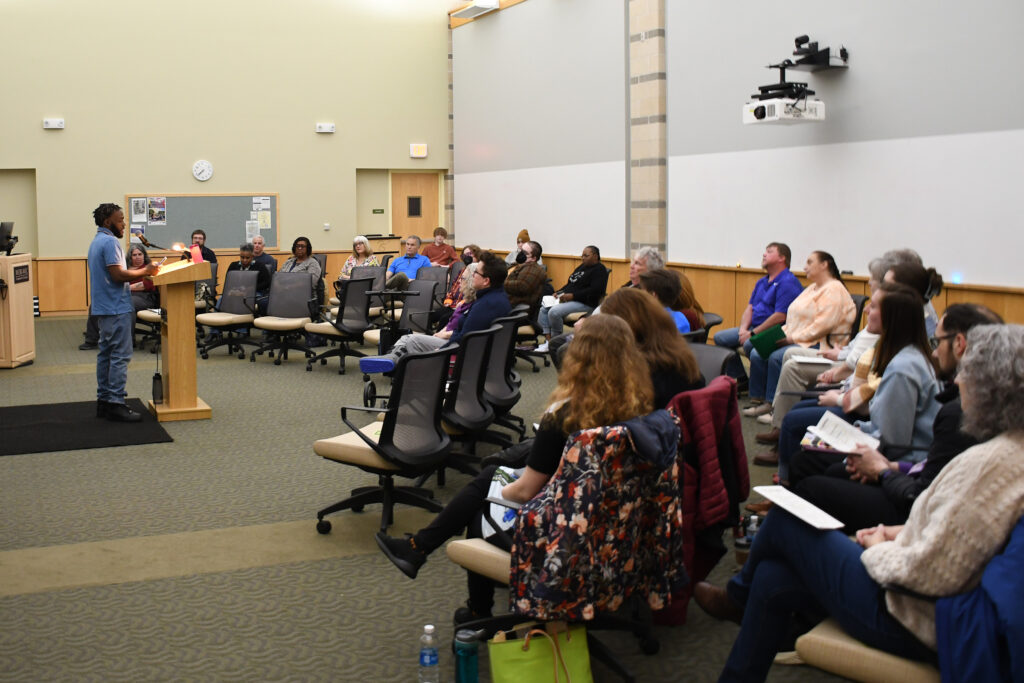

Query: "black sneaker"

xmin=106 ymin=403 xmax=143 ymax=423
xmin=453 ymin=604 xmax=493 ymax=626
xmin=79 ymin=341 xmax=98 ymax=350
xmin=96 ymin=400 xmax=109 ymax=418
xmin=375 ymin=532 xmax=426 ymax=579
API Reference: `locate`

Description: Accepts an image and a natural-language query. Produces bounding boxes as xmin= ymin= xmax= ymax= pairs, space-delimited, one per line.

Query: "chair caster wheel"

xmin=274 ymin=358 xmax=282 ymax=366
xmin=237 ymin=352 xmax=245 ymax=359
xmin=363 ymin=381 xmax=377 ymax=408
xmin=306 ymin=364 xmax=313 ymax=372
xmin=201 ymin=352 xmax=209 ymax=360
xmin=351 ymin=504 xmax=364 ymax=513
xmin=320 ymin=359 xmax=327 ymax=365
xmin=316 ymin=519 xmax=332 ymax=534
xmin=640 ymin=638 xmax=660 ymax=655
xmin=249 ymin=356 xmax=256 ymax=362
xmin=532 ymin=366 xmax=540 ymax=373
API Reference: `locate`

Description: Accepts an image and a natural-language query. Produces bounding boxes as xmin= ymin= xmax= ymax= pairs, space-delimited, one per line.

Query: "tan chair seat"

xmin=137 ymin=309 xmax=162 ymax=324
xmin=329 ymin=297 xmax=340 ymax=306
xmin=517 ymin=325 xmax=537 ymax=337
xmin=369 ymin=302 xmax=403 ymax=318
xmin=564 ymin=311 xmax=587 ymax=323
xmin=253 ymin=316 xmax=309 ymax=332
xmin=314 ymin=426 xmax=399 ymax=471
xmin=795 ymin=618 xmax=939 ymax=683
xmin=446 ymin=538 xmax=511 ymax=585
xmin=305 ymin=320 xmax=363 ymax=341
xmin=363 ymin=328 xmax=381 ymax=346
xmin=195 ymin=299 xmax=209 ymax=310
xmin=196 ymin=312 xmax=254 ymax=326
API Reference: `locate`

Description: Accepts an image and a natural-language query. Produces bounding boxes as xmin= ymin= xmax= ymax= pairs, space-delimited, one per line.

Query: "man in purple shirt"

xmin=713 ymin=242 xmax=803 ymax=386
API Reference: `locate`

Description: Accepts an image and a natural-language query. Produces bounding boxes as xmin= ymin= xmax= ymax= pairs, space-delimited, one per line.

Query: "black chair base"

xmin=249 ymin=331 xmax=313 ymax=365
xmin=316 ymin=475 xmax=443 ymax=534
xmin=306 ymin=343 xmax=366 ymax=374
xmin=199 ymin=330 xmax=260 ymax=359
xmin=515 ymin=348 xmax=550 ymax=373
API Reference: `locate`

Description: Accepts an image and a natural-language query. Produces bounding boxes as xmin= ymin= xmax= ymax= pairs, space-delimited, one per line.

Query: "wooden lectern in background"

xmin=148 ymin=259 xmax=212 ymax=421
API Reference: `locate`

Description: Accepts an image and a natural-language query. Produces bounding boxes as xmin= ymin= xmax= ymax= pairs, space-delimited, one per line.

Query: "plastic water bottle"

xmin=747 ymin=515 xmax=760 ymax=542
xmin=454 ymin=629 xmax=481 ymax=683
xmin=418 ymin=624 xmax=439 ymax=683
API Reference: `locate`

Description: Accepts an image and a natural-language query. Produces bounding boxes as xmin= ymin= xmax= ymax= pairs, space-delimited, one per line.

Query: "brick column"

xmin=627 ymin=0 xmax=666 ymax=255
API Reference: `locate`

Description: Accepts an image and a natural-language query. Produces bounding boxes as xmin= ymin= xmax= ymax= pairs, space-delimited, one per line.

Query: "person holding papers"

xmin=693 ymin=324 xmax=1024 ymax=682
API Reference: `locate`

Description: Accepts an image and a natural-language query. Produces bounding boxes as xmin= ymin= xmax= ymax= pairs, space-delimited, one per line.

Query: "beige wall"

xmin=0 ymin=0 xmax=451 ymax=258
xmin=355 ymin=169 xmax=390 ymax=237
xmin=0 ymin=170 xmax=38 ymax=256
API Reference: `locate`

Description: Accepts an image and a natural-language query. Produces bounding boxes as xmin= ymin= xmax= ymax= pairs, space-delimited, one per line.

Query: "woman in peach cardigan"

xmin=744 ymin=251 xmax=856 ymax=414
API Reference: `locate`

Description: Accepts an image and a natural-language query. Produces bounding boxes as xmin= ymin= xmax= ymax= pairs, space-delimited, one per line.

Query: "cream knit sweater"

xmin=860 ymin=430 xmax=1024 ymax=648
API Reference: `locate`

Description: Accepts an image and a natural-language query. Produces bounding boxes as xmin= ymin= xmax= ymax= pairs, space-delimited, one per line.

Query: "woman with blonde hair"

xmin=601 ymin=287 xmax=704 ymax=406
xmin=375 ymin=314 xmax=663 ymax=623
xmin=338 ymin=235 xmax=379 ymax=279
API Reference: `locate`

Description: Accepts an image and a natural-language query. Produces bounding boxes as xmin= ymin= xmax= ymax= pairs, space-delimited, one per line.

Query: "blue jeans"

xmin=539 ymin=301 xmax=592 ymax=335
xmin=748 ymin=344 xmax=801 ymax=402
xmin=96 ymin=312 xmax=134 ymax=404
xmin=721 ymin=510 xmax=934 ymax=682
xmin=713 ymin=327 xmax=754 ymax=381
xmin=777 ymin=400 xmax=845 ymax=481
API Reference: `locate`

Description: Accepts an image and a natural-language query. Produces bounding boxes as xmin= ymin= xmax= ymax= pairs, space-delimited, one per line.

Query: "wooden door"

xmin=391 ymin=173 xmax=439 ymax=239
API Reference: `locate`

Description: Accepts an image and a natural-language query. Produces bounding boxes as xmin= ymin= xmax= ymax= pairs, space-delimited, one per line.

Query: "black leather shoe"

xmin=79 ymin=341 xmax=98 ymax=350
xmin=96 ymin=400 xmax=109 ymax=418
xmin=693 ymin=582 xmax=744 ymax=625
xmin=375 ymin=532 xmax=426 ymax=579
xmin=453 ymin=604 xmax=492 ymax=626
xmin=105 ymin=403 xmax=143 ymax=423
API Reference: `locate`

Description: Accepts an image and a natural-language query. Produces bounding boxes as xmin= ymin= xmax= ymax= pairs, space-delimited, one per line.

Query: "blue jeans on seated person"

xmin=539 ymin=301 xmax=592 ymax=336
xmin=713 ymin=327 xmax=755 ymax=381
xmin=721 ymin=509 xmax=934 ymax=682
xmin=748 ymin=343 xmax=804 ymax=402
xmin=96 ymin=312 xmax=134 ymax=404
xmin=777 ymin=400 xmax=849 ymax=481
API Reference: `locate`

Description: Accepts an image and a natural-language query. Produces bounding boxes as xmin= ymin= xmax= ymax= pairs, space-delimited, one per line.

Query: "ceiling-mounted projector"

xmin=742 ymin=98 xmax=825 ymax=124
xmin=451 ymin=0 xmax=500 ymax=20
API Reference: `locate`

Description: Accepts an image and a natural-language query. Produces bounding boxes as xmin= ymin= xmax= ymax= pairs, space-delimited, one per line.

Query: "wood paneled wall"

xmin=31 ymin=252 xmax=1024 ymax=325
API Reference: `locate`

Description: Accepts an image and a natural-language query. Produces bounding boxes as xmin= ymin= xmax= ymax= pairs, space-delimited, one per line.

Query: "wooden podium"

xmin=0 ymin=253 xmax=36 ymax=368
xmin=148 ymin=260 xmax=212 ymax=421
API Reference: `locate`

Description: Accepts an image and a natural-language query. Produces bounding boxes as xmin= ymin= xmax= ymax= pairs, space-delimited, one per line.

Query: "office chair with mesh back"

xmin=415 ymin=265 xmax=449 ymax=309
xmin=827 ymin=294 xmax=869 ymax=349
xmin=304 ymin=276 xmax=373 ymax=374
xmin=313 ymin=345 xmax=454 ymax=533
xmin=196 ymin=270 xmax=259 ymax=359
xmin=483 ymin=312 xmax=528 ymax=440
xmin=249 ymin=271 xmax=317 ymax=365
xmin=688 ymin=341 xmax=739 ymax=380
xmin=362 ymin=279 xmax=437 ymax=353
xmin=347 ymin=265 xmax=389 ymax=319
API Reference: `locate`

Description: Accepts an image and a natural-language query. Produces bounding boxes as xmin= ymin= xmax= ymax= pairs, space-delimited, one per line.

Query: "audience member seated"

xmin=189 ymin=229 xmax=218 ymax=263
xmin=503 ymin=228 xmax=533 ymax=266
xmin=280 ymin=235 xmax=323 ymax=304
xmin=881 ymin=248 xmax=942 ymax=336
xmin=714 ymin=242 xmax=803 ymax=385
xmin=546 ymin=245 xmax=660 ymax=364
xmin=338 ymin=235 xmax=380 ymax=279
xmin=794 ymin=303 xmax=1003 ymax=530
xmin=127 ymin=244 xmax=159 ymax=313
xmin=226 ymin=242 xmax=271 ymax=312
xmin=781 ymin=285 xmax=940 ymax=487
xmin=385 ymin=234 xmax=432 ymax=290
xmin=504 ymin=240 xmax=546 ymax=309
xmin=535 ymin=245 xmax=608 ymax=352
xmin=421 ymin=227 xmax=457 ymax=266
xmin=436 ymin=262 xmax=481 ymax=342
xmin=675 ymin=270 xmax=705 ymax=331
xmin=251 ymin=235 xmax=277 ymax=276
xmin=435 ymin=244 xmax=482 ymax=328
xmin=743 ymin=250 xmax=855 ymax=419
xmin=638 ymin=268 xmax=692 ymax=333
xmin=361 ymin=252 xmax=510 ymax=372
xmin=693 ymin=323 xmax=1024 ymax=682
xmin=374 ymin=314 xmax=662 ymax=623
xmin=600 ymin=287 xmax=705 ymax=406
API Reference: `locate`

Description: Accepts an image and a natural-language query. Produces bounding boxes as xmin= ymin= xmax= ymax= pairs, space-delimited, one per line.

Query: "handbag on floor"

xmin=489 ymin=621 xmax=592 ymax=683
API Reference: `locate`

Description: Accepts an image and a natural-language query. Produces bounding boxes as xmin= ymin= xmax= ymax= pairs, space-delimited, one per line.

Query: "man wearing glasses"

xmin=362 ymin=252 xmax=511 ymax=372
xmin=386 ymin=235 xmax=432 ymax=290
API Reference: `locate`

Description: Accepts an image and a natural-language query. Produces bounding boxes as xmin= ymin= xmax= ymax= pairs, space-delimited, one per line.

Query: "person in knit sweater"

xmin=693 ymin=323 xmax=1024 ymax=682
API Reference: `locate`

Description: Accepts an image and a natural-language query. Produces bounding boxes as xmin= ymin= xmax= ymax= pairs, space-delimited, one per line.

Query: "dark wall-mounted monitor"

xmin=0 ymin=222 xmax=17 ymax=256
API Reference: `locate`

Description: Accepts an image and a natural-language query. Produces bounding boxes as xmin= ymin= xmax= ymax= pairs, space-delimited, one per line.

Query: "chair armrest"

xmin=481 ymin=505 xmax=516 ymax=548
xmin=485 ymin=496 xmax=522 ymax=511
xmin=340 ymin=405 xmax=395 ymax=451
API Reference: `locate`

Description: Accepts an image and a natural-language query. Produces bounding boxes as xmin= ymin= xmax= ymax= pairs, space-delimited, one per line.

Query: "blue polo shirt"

xmin=87 ymin=227 xmax=133 ymax=315
xmin=388 ymin=253 xmax=432 ymax=280
xmin=749 ymin=269 xmax=803 ymax=327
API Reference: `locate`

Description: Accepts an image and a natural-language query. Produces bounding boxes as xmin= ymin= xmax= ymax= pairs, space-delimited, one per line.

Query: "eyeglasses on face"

xmin=929 ymin=333 xmax=956 ymax=350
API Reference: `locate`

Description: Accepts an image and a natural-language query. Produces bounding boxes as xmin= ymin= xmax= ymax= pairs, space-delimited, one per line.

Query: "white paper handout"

xmin=480 ymin=466 xmax=523 ymax=538
xmin=541 ymin=295 xmax=559 ymax=308
xmin=792 ymin=356 xmax=834 ymax=365
xmin=806 ymin=410 xmax=880 ymax=453
xmin=753 ymin=485 xmax=844 ymax=530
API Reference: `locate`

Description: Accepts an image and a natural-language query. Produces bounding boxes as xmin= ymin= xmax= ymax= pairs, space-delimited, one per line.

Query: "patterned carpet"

xmin=0 ymin=318 xmax=845 ymax=682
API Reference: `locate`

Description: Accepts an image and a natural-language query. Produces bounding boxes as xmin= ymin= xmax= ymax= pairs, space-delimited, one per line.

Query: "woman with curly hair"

xmin=695 ymin=323 xmax=1024 ymax=682
xmin=601 ymin=287 xmax=705 ymax=406
xmin=375 ymin=315 xmax=657 ymax=623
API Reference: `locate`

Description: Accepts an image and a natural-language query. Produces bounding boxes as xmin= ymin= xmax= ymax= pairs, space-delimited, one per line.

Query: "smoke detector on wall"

xmin=451 ymin=0 xmax=499 ymax=20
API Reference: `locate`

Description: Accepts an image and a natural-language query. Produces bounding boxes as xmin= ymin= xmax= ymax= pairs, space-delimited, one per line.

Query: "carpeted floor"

xmin=0 ymin=317 xmax=846 ymax=682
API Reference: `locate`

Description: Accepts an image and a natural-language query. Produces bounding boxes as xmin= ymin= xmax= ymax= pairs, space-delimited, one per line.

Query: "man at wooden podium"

xmin=87 ymin=203 xmax=159 ymax=422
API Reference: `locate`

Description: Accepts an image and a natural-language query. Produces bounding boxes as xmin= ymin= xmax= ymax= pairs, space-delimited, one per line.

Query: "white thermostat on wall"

xmin=192 ymin=159 xmax=214 ymax=182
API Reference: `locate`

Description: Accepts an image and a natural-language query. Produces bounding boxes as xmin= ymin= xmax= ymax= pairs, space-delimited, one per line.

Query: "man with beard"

xmin=87 ymin=203 xmax=160 ymax=422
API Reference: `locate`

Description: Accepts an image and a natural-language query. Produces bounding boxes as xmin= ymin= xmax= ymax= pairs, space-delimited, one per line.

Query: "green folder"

xmin=750 ymin=324 xmax=786 ymax=358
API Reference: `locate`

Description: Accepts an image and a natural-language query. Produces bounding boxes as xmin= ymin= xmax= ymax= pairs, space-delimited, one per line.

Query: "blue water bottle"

xmin=418 ymin=624 xmax=439 ymax=683
xmin=454 ymin=629 xmax=481 ymax=683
